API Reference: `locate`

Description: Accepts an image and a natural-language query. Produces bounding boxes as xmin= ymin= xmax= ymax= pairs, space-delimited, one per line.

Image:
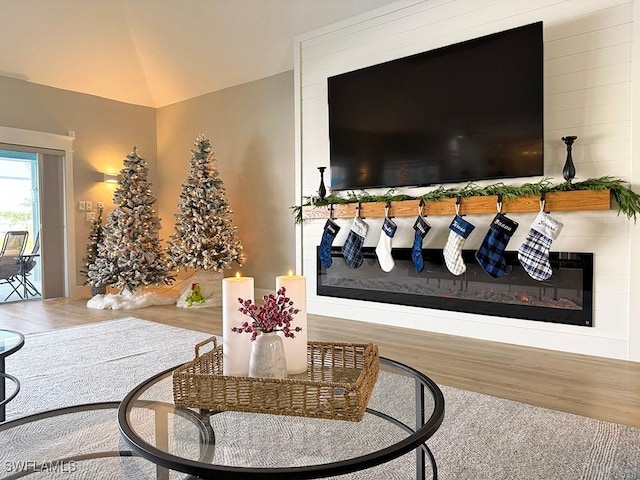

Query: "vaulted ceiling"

xmin=0 ymin=0 xmax=397 ymax=108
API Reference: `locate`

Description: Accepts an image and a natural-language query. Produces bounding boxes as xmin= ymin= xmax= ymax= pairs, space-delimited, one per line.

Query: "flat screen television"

xmin=328 ymin=21 xmax=544 ymax=191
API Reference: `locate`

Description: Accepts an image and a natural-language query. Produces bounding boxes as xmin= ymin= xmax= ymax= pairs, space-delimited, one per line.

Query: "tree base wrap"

xmin=87 ymin=289 xmax=177 ymax=310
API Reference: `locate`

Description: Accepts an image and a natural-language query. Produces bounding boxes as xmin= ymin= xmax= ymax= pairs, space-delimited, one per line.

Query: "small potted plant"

xmin=232 ymin=286 xmax=301 ymax=378
xmin=82 ymin=206 xmax=107 ymax=296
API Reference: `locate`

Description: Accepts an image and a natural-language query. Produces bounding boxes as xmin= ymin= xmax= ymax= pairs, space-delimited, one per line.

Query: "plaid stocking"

xmin=319 ymin=219 xmax=340 ymax=269
xmin=342 ymin=217 xmax=369 ymax=268
xmin=443 ymin=215 xmax=475 ymax=276
xmin=518 ymin=211 xmax=563 ymax=281
xmin=475 ymin=213 xmax=519 ymax=278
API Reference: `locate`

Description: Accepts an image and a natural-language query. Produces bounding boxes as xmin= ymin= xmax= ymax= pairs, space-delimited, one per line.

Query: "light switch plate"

xmin=78 ymin=201 xmax=86 ymax=211
xmin=85 ymin=201 xmax=92 ymax=211
xmin=86 ymin=212 xmax=96 ymax=222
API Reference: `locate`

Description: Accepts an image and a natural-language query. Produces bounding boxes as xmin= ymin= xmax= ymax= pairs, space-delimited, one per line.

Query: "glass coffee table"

xmin=1 ymin=329 xmax=25 ymax=423
xmin=118 ymin=357 xmax=445 ymax=479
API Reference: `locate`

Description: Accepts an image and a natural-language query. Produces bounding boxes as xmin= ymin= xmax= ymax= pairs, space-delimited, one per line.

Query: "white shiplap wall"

xmin=295 ymin=0 xmax=638 ymax=361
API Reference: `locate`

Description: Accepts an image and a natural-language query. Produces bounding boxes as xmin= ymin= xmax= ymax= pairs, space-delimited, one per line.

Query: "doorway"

xmin=0 ymin=150 xmax=41 ymax=302
xmin=0 ymin=126 xmax=76 ymax=300
xmin=0 ymin=144 xmax=68 ymax=301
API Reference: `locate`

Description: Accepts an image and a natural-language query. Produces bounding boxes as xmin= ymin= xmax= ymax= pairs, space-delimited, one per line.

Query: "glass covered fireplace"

xmin=317 ymin=247 xmax=593 ymax=327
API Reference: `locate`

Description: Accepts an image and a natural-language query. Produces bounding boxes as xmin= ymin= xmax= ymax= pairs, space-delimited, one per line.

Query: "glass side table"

xmin=0 ymin=329 xmax=25 ymax=423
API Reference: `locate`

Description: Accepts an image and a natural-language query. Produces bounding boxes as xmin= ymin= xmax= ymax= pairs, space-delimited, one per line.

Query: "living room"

xmin=0 ymin=0 xmax=639 ymax=478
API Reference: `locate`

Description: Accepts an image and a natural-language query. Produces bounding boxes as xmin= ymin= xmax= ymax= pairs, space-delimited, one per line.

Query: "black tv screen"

xmin=328 ymin=22 xmax=544 ymax=191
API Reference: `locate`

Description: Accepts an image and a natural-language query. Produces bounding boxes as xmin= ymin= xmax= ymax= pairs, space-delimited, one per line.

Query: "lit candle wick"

xmin=235 ymin=272 xmax=241 ymax=279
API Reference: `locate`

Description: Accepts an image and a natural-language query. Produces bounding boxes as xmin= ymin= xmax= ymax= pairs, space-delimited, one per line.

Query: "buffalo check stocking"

xmin=475 ymin=213 xmax=519 ymax=278
xmin=342 ymin=217 xmax=369 ymax=268
xmin=518 ymin=211 xmax=563 ymax=281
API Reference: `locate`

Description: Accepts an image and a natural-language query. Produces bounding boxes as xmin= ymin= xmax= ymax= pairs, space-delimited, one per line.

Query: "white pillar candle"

xmin=276 ymin=272 xmax=307 ymax=374
xmin=222 ymin=273 xmax=254 ymax=376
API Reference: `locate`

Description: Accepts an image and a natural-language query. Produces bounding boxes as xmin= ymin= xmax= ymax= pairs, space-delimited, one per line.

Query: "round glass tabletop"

xmin=118 ymin=357 xmax=445 ymax=479
xmin=0 ymin=402 xmax=163 ymax=479
xmin=0 ymin=329 xmax=25 ymax=357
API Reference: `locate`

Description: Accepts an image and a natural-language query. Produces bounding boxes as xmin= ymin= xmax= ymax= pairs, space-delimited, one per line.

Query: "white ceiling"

xmin=0 ymin=0 xmax=399 ymax=108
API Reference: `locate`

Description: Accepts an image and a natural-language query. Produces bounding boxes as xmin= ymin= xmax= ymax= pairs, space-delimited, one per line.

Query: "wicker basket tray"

xmin=172 ymin=337 xmax=379 ymax=422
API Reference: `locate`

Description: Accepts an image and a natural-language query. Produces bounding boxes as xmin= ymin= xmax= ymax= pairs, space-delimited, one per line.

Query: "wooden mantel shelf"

xmin=301 ymin=190 xmax=612 ymax=220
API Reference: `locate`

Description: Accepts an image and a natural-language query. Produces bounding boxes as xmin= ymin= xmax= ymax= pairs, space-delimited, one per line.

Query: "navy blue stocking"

xmin=319 ymin=219 xmax=340 ymax=269
xmin=411 ymin=216 xmax=431 ymax=273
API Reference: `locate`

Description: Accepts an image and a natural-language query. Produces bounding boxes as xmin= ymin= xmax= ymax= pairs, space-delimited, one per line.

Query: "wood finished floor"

xmin=1 ymin=296 xmax=638 ymax=428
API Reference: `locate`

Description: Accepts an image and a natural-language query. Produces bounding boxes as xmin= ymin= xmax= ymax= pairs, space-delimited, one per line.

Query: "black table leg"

xmin=154 ymin=405 xmax=171 ymax=480
xmin=416 ymin=378 xmax=438 ymax=480
xmin=1 ymin=356 xmax=5 ymax=422
xmin=415 ymin=379 xmax=425 ymax=480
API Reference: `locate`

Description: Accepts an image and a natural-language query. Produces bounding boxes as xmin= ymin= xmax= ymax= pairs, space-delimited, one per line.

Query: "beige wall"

xmin=0 ymin=75 xmax=157 ymax=287
xmin=156 ymin=71 xmax=296 ymax=291
xmin=0 ymin=71 xmax=295 ymax=293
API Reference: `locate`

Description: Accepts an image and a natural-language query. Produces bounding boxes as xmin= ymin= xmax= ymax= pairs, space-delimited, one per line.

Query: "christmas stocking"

xmin=412 ymin=215 xmax=431 ymax=273
xmin=443 ymin=215 xmax=475 ymax=276
xmin=375 ymin=217 xmax=397 ymax=272
xmin=319 ymin=219 xmax=341 ymax=269
xmin=342 ymin=217 xmax=369 ymax=268
xmin=475 ymin=213 xmax=519 ymax=278
xmin=518 ymin=211 xmax=563 ymax=281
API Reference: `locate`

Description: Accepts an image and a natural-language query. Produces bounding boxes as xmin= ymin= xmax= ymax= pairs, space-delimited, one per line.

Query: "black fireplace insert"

xmin=317 ymin=247 xmax=593 ymax=327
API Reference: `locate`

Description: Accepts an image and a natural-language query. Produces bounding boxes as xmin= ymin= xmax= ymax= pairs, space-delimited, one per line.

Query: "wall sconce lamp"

xmin=103 ymin=172 xmax=119 ymax=184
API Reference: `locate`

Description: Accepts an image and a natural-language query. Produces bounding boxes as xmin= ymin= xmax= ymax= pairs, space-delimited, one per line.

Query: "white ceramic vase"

xmin=248 ymin=331 xmax=287 ymax=379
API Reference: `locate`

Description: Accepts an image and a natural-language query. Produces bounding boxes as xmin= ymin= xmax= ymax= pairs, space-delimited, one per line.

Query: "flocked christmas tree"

xmin=88 ymin=147 xmax=174 ymax=293
xmin=167 ymin=134 xmax=243 ymax=272
xmin=81 ymin=205 xmax=104 ymax=286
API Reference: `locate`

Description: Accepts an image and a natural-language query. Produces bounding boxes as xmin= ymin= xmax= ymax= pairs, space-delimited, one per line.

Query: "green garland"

xmin=292 ymin=176 xmax=640 ymax=224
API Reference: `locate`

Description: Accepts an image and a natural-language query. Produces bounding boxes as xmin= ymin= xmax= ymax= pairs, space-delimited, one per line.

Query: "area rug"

xmin=1 ymin=319 xmax=639 ymax=479
xmin=4 ymin=318 xmax=208 ymax=420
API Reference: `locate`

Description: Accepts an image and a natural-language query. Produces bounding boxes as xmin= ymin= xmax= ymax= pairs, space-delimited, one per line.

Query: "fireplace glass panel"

xmin=317 ymin=247 xmax=593 ymax=327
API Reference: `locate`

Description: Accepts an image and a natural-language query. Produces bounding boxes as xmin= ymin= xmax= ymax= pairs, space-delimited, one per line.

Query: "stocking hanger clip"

xmin=327 ymin=203 xmax=334 ymax=219
xmin=540 ymin=192 xmax=547 ymax=212
xmin=355 ymin=202 xmax=363 ymax=218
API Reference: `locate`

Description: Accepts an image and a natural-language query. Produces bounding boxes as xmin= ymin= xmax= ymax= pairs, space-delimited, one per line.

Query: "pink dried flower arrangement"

xmin=232 ymin=286 xmax=302 ymax=341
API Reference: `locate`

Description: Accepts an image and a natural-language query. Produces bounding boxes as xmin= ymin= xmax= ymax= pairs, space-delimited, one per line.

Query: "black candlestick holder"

xmin=317 ymin=167 xmax=327 ymax=201
xmin=561 ymin=135 xmax=577 ymax=182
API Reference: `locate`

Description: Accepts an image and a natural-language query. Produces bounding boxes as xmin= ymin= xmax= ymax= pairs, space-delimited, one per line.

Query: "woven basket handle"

xmin=195 ymin=336 xmax=218 ymax=358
